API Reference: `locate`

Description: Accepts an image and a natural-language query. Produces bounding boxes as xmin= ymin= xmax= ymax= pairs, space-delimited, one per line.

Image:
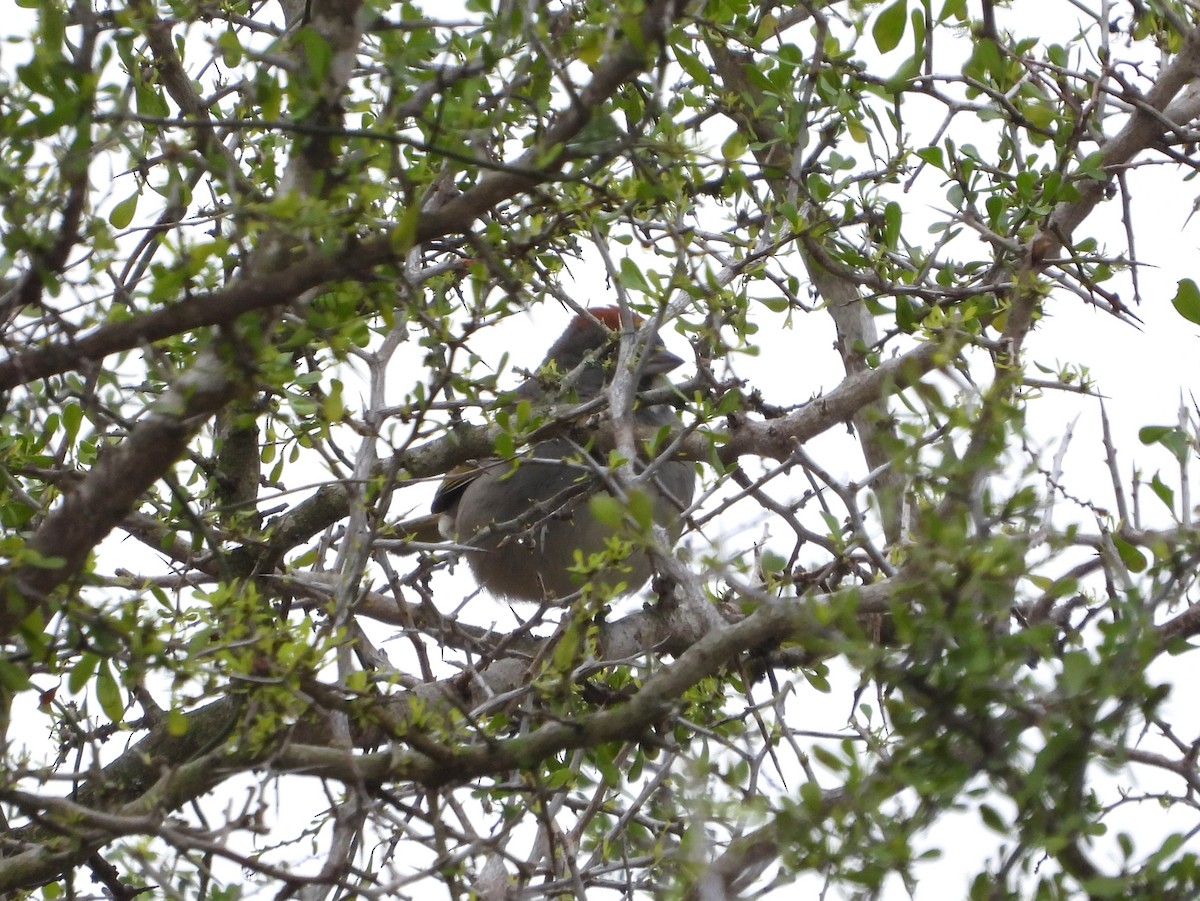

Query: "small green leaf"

xmin=589 ymin=494 xmax=624 ymax=528
xmin=217 ymin=27 xmax=243 ymax=67
xmin=896 ymin=294 xmax=918 ymax=333
xmin=799 ymin=779 xmax=824 ymax=810
xmin=915 ymin=146 xmax=944 ymax=170
xmin=618 ymin=257 xmax=650 ymax=293
xmin=390 ymin=203 xmax=421 ymax=254
xmin=755 ymin=13 xmax=779 ymax=43
xmin=494 ymin=431 xmax=514 ymax=458
xmin=109 ymin=191 xmax=139 ymax=229
xmin=295 ymin=26 xmax=332 ymax=83
xmin=804 ymin=666 xmax=831 ymax=692
xmin=322 ymin=379 xmax=344 ymax=422
xmin=68 ymin=652 xmax=98 ymax=694
xmin=135 ymin=82 xmax=169 ymax=118
xmin=595 ymin=747 xmax=621 ymax=787
xmin=0 ymin=659 xmax=30 ymax=692
xmin=1139 ymin=425 xmax=1172 ymax=444
xmin=1139 ymin=426 xmax=1191 ymax=462
xmin=570 ymin=112 xmax=621 ymax=154
xmin=883 ymin=54 xmax=922 ymax=93
xmin=1077 ymin=150 xmax=1107 ymax=180
xmin=511 ymin=399 xmax=530 ymax=429
xmin=720 ymin=131 xmax=748 ymax=161
xmin=551 ymin=622 xmax=581 ymax=671
xmin=873 ymin=0 xmax=909 ymax=53
xmin=62 ymin=401 xmax=83 ymax=443
xmin=627 ymin=489 xmax=654 ymax=530
xmin=1080 ymin=876 xmax=1139 ymax=898
xmin=1060 ymin=649 xmax=1092 ymax=694
xmin=1145 ymin=831 xmax=1186 ymax=867
xmin=576 ymin=31 xmax=604 ymax=67
xmin=760 ymin=551 xmax=787 ymax=576
xmin=674 ymin=48 xmax=711 ymax=86
xmin=883 ymin=201 xmax=902 ymax=248
xmin=1171 ymin=278 xmax=1200 ymax=325
xmin=812 ymin=743 xmax=843 ymax=772
xmin=1150 ymin=473 xmax=1175 ymax=513
xmin=979 ymin=803 xmax=1007 ymax=834
xmin=938 ymin=0 xmax=967 ymax=23
xmin=534 ymin=143 xmax=565 ymax=169
xmin=96 ymin=661 xmax=124 ymax=723
xmin=1112 ymin=535 xmax=1147 ymax=573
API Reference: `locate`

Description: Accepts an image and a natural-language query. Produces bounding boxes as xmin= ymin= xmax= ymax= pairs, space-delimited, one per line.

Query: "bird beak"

xmin=641 ymin=344 xmax=684 ymax=376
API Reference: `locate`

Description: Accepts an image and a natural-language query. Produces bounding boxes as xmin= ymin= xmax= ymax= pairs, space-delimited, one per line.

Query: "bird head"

xmin=526 ymin=306 xmax=684 ymax=402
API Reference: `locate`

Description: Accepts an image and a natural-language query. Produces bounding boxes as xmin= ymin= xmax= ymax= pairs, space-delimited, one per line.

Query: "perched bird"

xmin=433 ymin=307 xmax=695 ymax=603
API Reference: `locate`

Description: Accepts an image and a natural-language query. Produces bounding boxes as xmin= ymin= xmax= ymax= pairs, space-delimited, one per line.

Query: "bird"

xmin=432 ymin=307 xmax=695 ymax=603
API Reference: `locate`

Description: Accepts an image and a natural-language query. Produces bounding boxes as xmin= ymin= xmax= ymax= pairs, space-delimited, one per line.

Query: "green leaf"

xmin=595 ymin=746 xmax=621 ymax=787
xmin=322 ymin=379 xmax=345 ymax=422
xmin=570 ymin=112 xmax=621 ymax=154
xmin=135 ymin=81 xmax=169 ymax=118
xmin=812 ymin=743 xmax=843 ymax=771
xmin=589 ymin=494 xmax=625 ymax=528
xmin=1080 ymin=876 xmax=1138 ymax=898
xmin=1112 ymin=535 xmax=1147 ymax=573
xmin=1060 ymin=649 xmax=1092 ymax=694
xmin=721 ymin=131 xmax=748 ymax=162
xmin=62 ymin=401 xmax=83 ymax=444
xmin=979 ymin=803 xmax=1007 ymax=834
xmin=390 ymin=203 xmax=421 ymax=254
xmin=760 ymin=551 xmax=787 ymax=576
xmin=804 ymin=666 xmax=831 ymax=692
xmin=1150 ymin=473 xmax=1175 ymax=513
xmin=883 ymin=201 xmax=902 ymax=248
xmin=673 ymin=47 xmax=711 ymax=86
xmin=1139 ymin=425 xmax=1172 ymax=444
xmin=1171 ymin=278 xmax=1200 ymax=325
xmin=0 ymin=659 xmax=30 ymax=692
xmin=938 ymin=0 xmax=967 ymax=23
xmin=551 ymin=622 xmax=581 ymax=672
xmin=1139 ymin=426 xmax=1191 ymax=462
xmin=1077 ymin=150 xmax=1107 ymax=180
xmin=295 ymin=27 xmax=332 ymax=84
xmin=896 ymin=294 xmax=918 ymax=333
xmin=217 ymin=27 xmax=243 ymax=67
xmin=873 ymin=0 xmax=909 ymax=53
xmin=627 ymin=489 xmax=654 ymax=530
xmin=494 ymin=431 xmax=514 ymax=458
xmin=915 ymin=146 xmax=945 ymax=170
xmin=109 ymin=191 xmax=139 ymax=229
xmin=618 ymin=257 xmax=650 ymax=293
xmin=534 ymin=143 xmax=566 ymax=169
xmin=755 ymin=14 xmax=779 ymax=43
xmin=883 ymin=54 xmax=922 ymax=92
xmin=68 ymin=652 xmax=98 ymax=694
xmin=96 ymin=660 xmax=125 ymax=724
